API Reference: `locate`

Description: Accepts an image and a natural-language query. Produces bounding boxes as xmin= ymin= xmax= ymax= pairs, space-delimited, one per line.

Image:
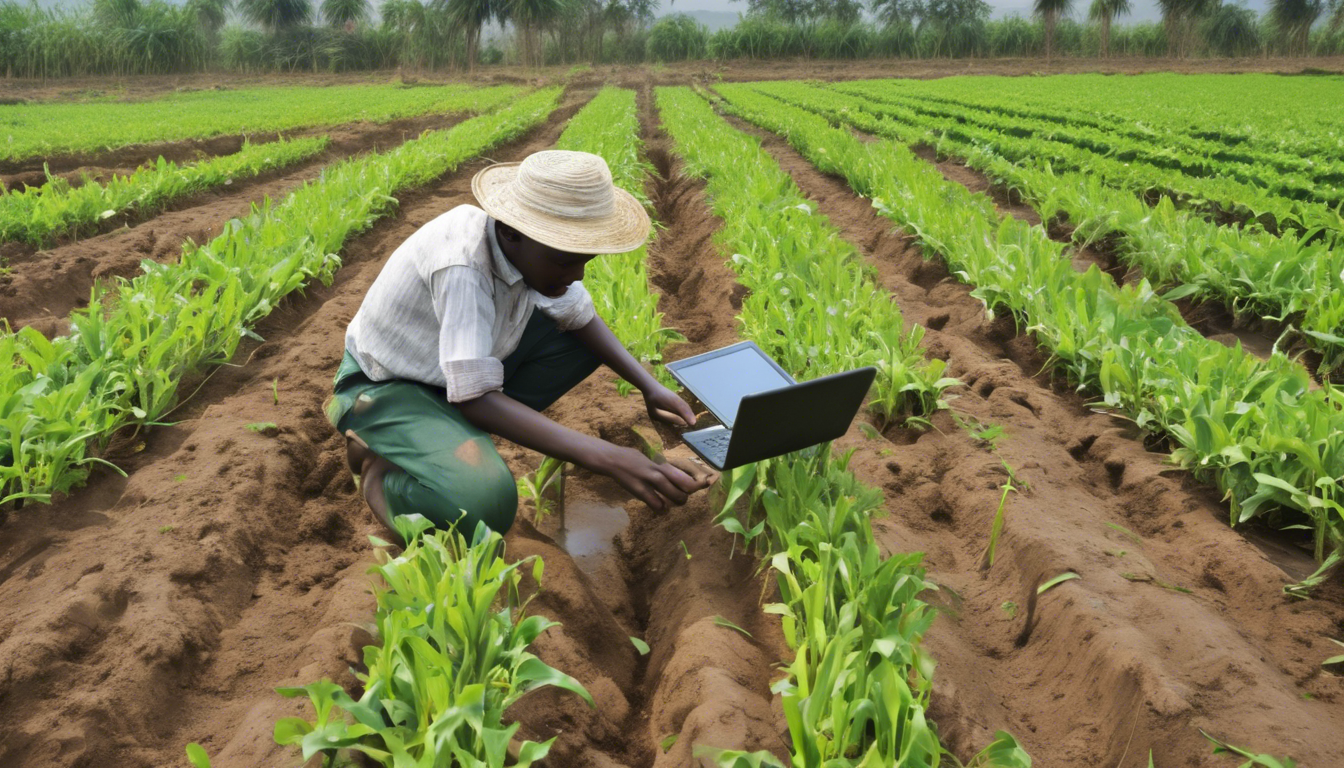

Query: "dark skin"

xmin=346 ymin=220 xmax=714 ymax=527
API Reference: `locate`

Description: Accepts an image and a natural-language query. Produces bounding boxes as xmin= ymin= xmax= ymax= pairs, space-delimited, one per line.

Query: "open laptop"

xmin=665 ymin=341 xmax=876 ymax=470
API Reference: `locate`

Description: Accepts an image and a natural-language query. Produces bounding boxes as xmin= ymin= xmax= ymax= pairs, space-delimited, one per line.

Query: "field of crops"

xmin=1 ymin=70 xmax=1342 ymax=768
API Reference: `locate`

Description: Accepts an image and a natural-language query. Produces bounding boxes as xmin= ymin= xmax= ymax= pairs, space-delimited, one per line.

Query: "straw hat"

xmin=472 ymin=150 xmax=650 ymax=255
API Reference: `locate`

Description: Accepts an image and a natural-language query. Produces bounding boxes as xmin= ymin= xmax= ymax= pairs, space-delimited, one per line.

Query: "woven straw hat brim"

xmin=472 ymin=162 xmax=651 ymax=255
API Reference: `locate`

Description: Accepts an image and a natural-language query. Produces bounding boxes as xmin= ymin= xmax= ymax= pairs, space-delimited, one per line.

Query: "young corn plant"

xmin=0 ymin=87 xmax=563 ymax=509
xmin=516 ymin=455 xmax=567 ymax=526
xmin=714 ymin=82 xmax=1344 ymax=564
xmin=0 ymin=135 xmax=330 ymax=247
xmin=556 ymin=87 xmax=685 ymax=394
xmin=274 ymin=516 xmax=592 ymax=768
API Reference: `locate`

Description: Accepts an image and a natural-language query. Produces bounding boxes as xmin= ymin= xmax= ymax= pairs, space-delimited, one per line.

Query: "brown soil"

xmin=3 ymin=68 xmax=1344 ymax=768
xmin=729 ymin=114 xmax=1344 ymax=766
xmin=0 ymin=85 xmax=791 ymax=768
xmin=0 ymin=113 xmax=470 ymax=335
xmin=0 ymin=109 xmax=474 ymax=177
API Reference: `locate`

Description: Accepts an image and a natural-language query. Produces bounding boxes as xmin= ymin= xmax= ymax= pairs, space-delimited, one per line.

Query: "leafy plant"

xmin=516 ymin=455 xmax=567 ymax=525
xmin=274 ymin=516 xmax=592 ymax=768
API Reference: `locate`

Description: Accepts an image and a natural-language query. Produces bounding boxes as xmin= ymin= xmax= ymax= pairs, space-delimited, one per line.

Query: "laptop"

xmin=665 ymin=341 xmax=876 ymax=470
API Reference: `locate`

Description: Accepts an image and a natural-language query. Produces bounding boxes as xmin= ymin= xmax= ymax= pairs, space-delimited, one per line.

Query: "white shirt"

xmin=345 ymin=204 xmax=596 ymax=402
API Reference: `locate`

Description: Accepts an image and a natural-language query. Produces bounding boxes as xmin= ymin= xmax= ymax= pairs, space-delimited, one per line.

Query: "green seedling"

xmin=1001 ymin=600 xmax=1018 ymax=619
xmin=954 ymin=412 xmax=1005 ymax=449
xmin=1121 ymin=572 xmax=1193 ymax=594
xmin=679 ymin=540 xmax=692 ymax=560
xmin=1201 ymin=730 xmax=1296 ymax=768
xmin=1284 ymin=551 xmax=1340 ymax=600
xmin=1105 ymin=549 xmax=1128 ymax=558
xmin=980 ymin=473 xmax=1017 ymax=571
xmin=245 ymin=422 xmax=278 ymax=433
xmin=1037 ymin=571 xmax=1080 ymax=595
xmin=271 ymin=377 xmax=279 ymax=406
xmin=1323 ymin=638 xmax=1344 ymax=673
xmin=158 ymin=525 xmax=174 ymax=534
xmin=629 ymin=637 xmax=650 ymax=656
xmin=858 ymin=422 xmax=882 ymax=440
xmin=712 ymin=615 xmax=753 ymax=639
xmin=173 ymin=473 xmax=187 ymax=482
xmin=1106 ymin=521 xmax=1144 ymax=545
xmin=516 ymin=456 xmax=567 ymax=526
xmin=185 ymin=743 xmax=212 ymax=768
xmin=660 ymin=734 xmax=678 ymax=753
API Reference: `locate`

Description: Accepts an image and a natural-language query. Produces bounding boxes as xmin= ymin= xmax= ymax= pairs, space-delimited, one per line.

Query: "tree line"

xmin=1 ymin=0 xmax=1342 ymax=78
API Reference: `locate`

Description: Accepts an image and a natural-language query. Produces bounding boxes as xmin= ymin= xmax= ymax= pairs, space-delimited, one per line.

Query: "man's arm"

xmin=569 ymin=316 xmax=697 ymax=426
xmin=457 ymin=390 xmax=705 ymax=511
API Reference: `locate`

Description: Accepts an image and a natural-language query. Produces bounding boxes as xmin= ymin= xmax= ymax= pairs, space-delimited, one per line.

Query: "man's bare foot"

xmin=345 ymin=430 xmax=402 ymax=545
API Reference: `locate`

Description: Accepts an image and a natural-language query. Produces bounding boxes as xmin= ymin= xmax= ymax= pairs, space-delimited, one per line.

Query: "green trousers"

xmin=328 ymin=309 xmax=600 ymax=536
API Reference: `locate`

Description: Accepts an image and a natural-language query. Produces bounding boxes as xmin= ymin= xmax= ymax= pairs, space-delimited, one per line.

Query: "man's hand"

xmin=585 ymin=442 xmax=711 ymax=512
xmin=644 ymin=383 xmax=696 ymax=427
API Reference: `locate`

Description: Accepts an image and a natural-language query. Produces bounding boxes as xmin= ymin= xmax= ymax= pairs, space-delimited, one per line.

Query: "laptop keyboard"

xmin=692 ymin=429 xmax=732 ymax=464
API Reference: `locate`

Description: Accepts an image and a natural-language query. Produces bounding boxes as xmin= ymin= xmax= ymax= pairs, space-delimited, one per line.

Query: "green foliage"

xmin=655 ymin=87 xmax=955 ymax=425
xmin=516 ymin=455 xmax=566 ymax=524
xmin=274 ymin=518 xmax=592 ymax=767
xmin=1201 ymin=731 xmax=1296 ymax=768
xmin=721 ymin=80 xmax=1344 ymax=562
xmin=555 ymin=87 xmax=684 ymax=392
xmin=0 ymin=135 xmax=329 ymax=247
xmin=0 ymin=88 xmax=561 ymax=508
xmin=646 ymin=13 xmax=707 ymax=61
xmin=0 ymin=84 xmax=515 ymax=163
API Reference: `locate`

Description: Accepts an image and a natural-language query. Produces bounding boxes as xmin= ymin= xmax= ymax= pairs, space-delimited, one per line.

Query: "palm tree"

xmin=1156 ymin=0 xmax=1215 ymax=57
xmin=238 ymin=0 xmax=313 ymax=31
xmin=504 ymin=0 xmax=567 ymax=67
xmin=435 ymin=0 xmax=495 ymax=69
xmin=322 ymin=0 xmax=370 ymax=26
xmin=1088 ymin=0 xmax=1130 ymax=57
xmin=187 ymin=0 xmax=232 ymax=35
xmin=1033 ymin=0 xmax=1072 ymax=58
xmin=1270 ymin=0 xmax=1323 ymax=55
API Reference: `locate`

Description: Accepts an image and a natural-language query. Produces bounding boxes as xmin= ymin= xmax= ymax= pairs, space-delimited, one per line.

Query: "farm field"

xmin=0 ymin=68 xmax=1343 ymax=768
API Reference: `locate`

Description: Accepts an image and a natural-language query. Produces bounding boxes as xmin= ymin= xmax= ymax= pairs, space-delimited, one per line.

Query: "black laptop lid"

xmin=666 ymin=341 xmax=796 ymax=428
xmin=721 ymin=366 xmax=876 ymax=469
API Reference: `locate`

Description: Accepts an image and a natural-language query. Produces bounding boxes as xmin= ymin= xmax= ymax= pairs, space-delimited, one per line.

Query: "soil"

xmin=0 ymin=113 xmax=472 ymax=335
xmin=2 ymin=67 xmax=1343 ymax=768
xmin=725 ymin=111 xmax=1344 ymax=766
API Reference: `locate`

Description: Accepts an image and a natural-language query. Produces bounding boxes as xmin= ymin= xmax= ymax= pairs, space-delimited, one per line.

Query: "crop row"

xmin=884 ymin=73 xmax=1344 ymax=162
xmin=713 ymin=83 xmax=1344 ymax=565
xmin=656 ymin=85 xmax=1029 ymax=767
xmin=750 ymin=81 xmax=1344 ymax=371
xmin=555 ymin=86 xmax=683 ymax=394
xmin=0 ymin=87 xmax=563 ymax=508
xmin=0 ymin=135 xmax=330 ymax=248
xmin=648 ymin=87 xmax=953 ymax=425
xmin=267 ymin=517 xmax=591 ymax=768
xmin=0 ymin=83 xmax=519 ymax=163
xmin=869 ymin=83 xmax=1344 ymax=187
xmin=877 ymin=88 xmax=1344 ymax=208
xmin=832 ymin=80 xmax=1344 ymax=242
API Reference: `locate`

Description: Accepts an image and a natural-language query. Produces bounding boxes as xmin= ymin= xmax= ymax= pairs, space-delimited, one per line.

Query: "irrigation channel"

xmin=0 ymin=77 xmax=1342 ymax=768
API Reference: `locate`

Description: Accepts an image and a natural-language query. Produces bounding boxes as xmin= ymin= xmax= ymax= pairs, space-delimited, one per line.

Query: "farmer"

xmin=328 ymin=150 xmax=713 ymax=540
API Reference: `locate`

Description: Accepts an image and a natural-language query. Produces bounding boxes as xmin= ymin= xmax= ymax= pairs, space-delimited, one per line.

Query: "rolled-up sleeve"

xmin=537 ymin=280 xmax=596 ymax=332
xmin=431 ymin=265 xmax=504 ymax=402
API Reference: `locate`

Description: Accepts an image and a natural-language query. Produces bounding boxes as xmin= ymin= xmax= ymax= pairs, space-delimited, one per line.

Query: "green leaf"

xmin=629 ymin=636 xmax=650 ymax=655
xmin=712 ymin=615 xmax=753 ymax=639
xmin=184 ymin=743 xmax=212 ymax=768
xmin=1037 ymin=572 xmax=1080 ymax=595
xmin=660 ymin=733 xmax=678 ymax=753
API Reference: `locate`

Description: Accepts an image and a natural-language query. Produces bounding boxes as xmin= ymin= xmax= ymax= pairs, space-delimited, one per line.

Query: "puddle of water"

xmin=556 ymin=500 xmax=629 ymax=574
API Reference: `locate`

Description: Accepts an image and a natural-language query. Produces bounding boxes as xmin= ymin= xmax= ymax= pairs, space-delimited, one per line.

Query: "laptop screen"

xmin=673 ymin=345 xmax=794 ymax=427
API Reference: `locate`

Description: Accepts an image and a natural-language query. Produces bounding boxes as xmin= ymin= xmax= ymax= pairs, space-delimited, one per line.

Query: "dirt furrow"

xmin=0 ymin=113 xmax=473 ymax=335
xmin=730 ymin=115 xmax=1344 ymax=767
xmin=0 ymin=93 xmax=587 ymax=768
